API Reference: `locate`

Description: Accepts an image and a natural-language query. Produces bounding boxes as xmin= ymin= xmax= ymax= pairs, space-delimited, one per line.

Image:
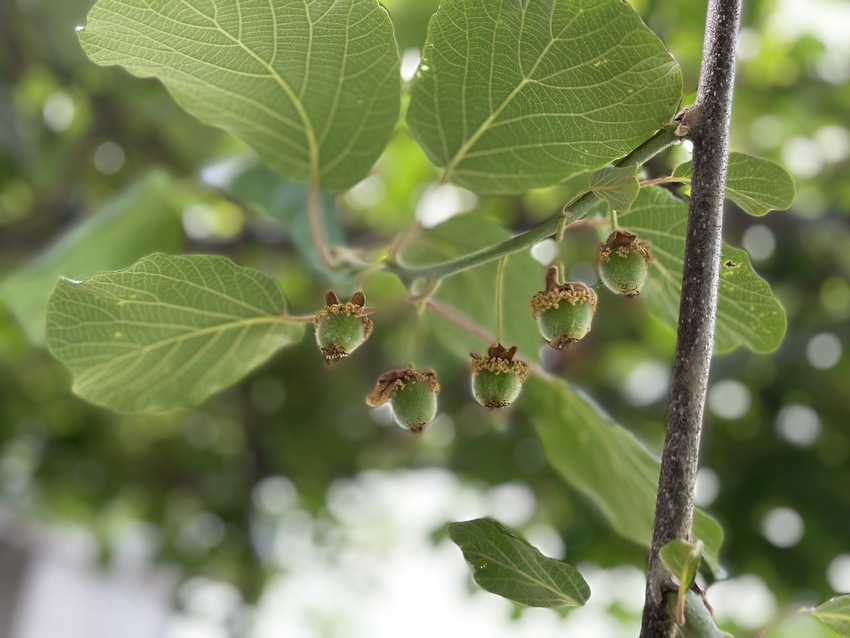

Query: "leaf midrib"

xmin=66 ymin=314 xmax=286 ymax=380
xmin=464 ymin=543 xmax=581 ymax=604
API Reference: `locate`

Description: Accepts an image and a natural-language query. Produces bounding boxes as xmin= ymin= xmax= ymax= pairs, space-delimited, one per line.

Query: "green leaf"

xmin=0 ymin=172 xmax=182 ymax=346
xmin=79 ymin=0 xmax=401 ymax=191
xmin=622 ymin=186 xmax=786 ymax=353
xmin=666 ymin=590 xmax=733 ymax=638
xmin=660 ymin=539 xmax=703 ymax=590
xmin=407 ymin=0 xmax=682 ymax=193
xmin=813 ymin=596 xmax=850 ymax=637
xmin=671 ymin=152 xmax=795 ymax=216
xmin=524 ymin=376 xmax=723 ymax=574
xmin=660 ymin=539 xmax=704 ymax=625
xmin=45 ymin=254 xmax=303 ymax=413
xmin=448 ymin=518 xmax=590 ymax=607
xmin=589 ymin=166 xmax=641 ymax=211
xmin=403 ymin=214 xmax=542 ymax=362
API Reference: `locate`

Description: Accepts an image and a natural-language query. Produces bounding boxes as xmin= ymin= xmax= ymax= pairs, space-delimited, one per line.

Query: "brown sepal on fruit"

xmin=470 ymin=344 xmax=528 ymax=380
xmin=365 ymin=367 xmax=440 ymax=408
xmin=599 ymin=229 xmax=653 ymax=265
xmin=529 ymin=267 xmax=598 ymax=319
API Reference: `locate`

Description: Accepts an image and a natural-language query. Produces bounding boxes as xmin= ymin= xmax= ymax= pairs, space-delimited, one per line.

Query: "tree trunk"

xmin=639 ymin=0 xmax=742 ymax=636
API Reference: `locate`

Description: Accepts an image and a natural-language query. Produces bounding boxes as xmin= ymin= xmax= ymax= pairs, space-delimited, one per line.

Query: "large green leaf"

xmin=813 ymin=596 xmax=850 ymax=637
xmin=79 ymin=0 xmax=401 ymax=191
xmin=449 ymin=518 xmax=590 ymax=608
xmin=407 ymin=0 xmax=682 ymax=193
xmin=402 ymin=214 xmax=542 ymax=362
xmin=45 ymin=254 xmax=303 ymax=413
xmin=671 ymin=152 xmax=795 ymax=216
xmin=525 ymin=376 xmax=723 ymax=573
xmin=0 ymin=172 xmax=182 ymax=346
xmin=622 ymin=186 xmax=786 ymax=353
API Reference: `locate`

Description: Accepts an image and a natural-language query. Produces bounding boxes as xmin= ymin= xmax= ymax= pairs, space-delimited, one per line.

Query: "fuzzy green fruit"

xmin=313 ymin=290 xmax=373 ymax=365
xmin=530 ymin=268 xmax=597 ymax=349
xmin=471 ymin=344 xmax=528 ymax=409
xmin=390 ymin=380 xmax=438 ymax=431
xmin=598 ymin=230 xmax=653 ymax=298
xmin=366 ymin=367 xmax=440 ymax=432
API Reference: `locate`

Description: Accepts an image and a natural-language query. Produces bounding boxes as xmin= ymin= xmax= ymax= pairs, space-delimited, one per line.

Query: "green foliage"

xmin=402 ymin=215 xmax=542 ymax=361
xmin=4 ymin=0 xmax=834 ymax=629
xmin=448 ymin=518 xmax=590 ymax=607
xmin=660 ymin=539 xmax=704 ymax=625
xmin=0 ymin=173 xmax=182 ymax=345
xmin=812 ymin=596 xmax=850 ymax=637
xmin=589 ymin=166 xmax=641 ymax=212
xmin=622 ymin=186 xmax=787 ymax=352
xmin=524 ymin=377 xmax=723 ymax=574
xmin=665 ymin=590 xmax=732 ymax=638
xmin=672 ymin=152 xmax=795 ymax=216
xmin=45 ymin=253 xmax=303 ymax=413
xmin=79 ymin=0 xmax=401 ymax=190
xmin=406 ymin=0 xmax=682 ymax=193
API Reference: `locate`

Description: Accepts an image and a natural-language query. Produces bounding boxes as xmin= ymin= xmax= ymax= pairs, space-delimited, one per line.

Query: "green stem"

xmin=609 ymin=207 xmax=620 ymax=231
xmin=307 ymin=177 xmax=336 ymax=271
xmin=494 ymin=256 xmax=507 ymax=344
xmin=388 ymin=124 xmax=679 ymax=282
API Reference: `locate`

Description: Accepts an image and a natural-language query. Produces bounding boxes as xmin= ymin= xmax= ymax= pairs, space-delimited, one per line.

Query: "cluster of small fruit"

xmin=311 ymin=229 xmax=653 ymax=432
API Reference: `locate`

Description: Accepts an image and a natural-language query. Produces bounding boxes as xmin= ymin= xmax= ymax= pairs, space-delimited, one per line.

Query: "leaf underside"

xmin=813 ymin=596 xmax=850 ymax=637
xmin=672 ymin=152 xmax=795 ymax=216
xmin=525 ymin=377 xmax=723 ymax=574
xmin=622 ymin=186 xmax=787 ymax=353
xmin=407 ymin=0 xmax=682 ymax=193
xmin=79 ymin=0 xmax=401 ymax=191
xmin=449 ymin=518 xmax=590 ymax=607
xmin=45 ymin=253 xmax=303 ymax=413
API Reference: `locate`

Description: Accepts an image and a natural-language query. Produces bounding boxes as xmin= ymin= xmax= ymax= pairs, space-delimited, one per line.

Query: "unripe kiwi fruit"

xmin=313 ymin=290 xmax=374 ymax=365
xmin=471 ymin=344 xmax=528 ymax=409
xmin=598 ymin=230 xmax=653 ymax=298
xmin=366 ymin=367 xmax=440 ymax=432
xmin=530 ymin=267 xmax=597 ymax=349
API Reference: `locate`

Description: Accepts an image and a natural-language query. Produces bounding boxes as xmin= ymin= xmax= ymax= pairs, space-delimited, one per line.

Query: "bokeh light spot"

xmin=761 ymin=507 xmax=804 ymax=548
xmin=707 ymin=380 xmax=751 ymax=420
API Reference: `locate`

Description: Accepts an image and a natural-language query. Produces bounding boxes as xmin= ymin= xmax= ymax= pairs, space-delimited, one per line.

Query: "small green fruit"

xmin=313 ymin=290 xmax=374 ymax=365
xmin=598 ymin=230 xmax=653 ymax=298
xmin=471 ymin=344 xmax=528 ymax=409
xmin=366 ymin=367 xmax=440 ymax=432
xmin=530 ymin=267 xmax=597 ymax=349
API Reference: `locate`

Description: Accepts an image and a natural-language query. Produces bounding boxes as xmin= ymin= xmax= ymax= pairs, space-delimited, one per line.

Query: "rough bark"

xmin=639 ymin=0 xmax=742 ymax=636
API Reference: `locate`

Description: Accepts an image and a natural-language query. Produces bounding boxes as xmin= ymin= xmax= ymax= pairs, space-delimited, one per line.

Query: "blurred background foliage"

xmin=1 ymin=0 xmax=849 ymax=634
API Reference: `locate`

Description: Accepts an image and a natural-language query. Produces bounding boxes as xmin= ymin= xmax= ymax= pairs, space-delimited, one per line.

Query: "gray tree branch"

xmin=640 ymin=0 xmax=742 ymax=636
